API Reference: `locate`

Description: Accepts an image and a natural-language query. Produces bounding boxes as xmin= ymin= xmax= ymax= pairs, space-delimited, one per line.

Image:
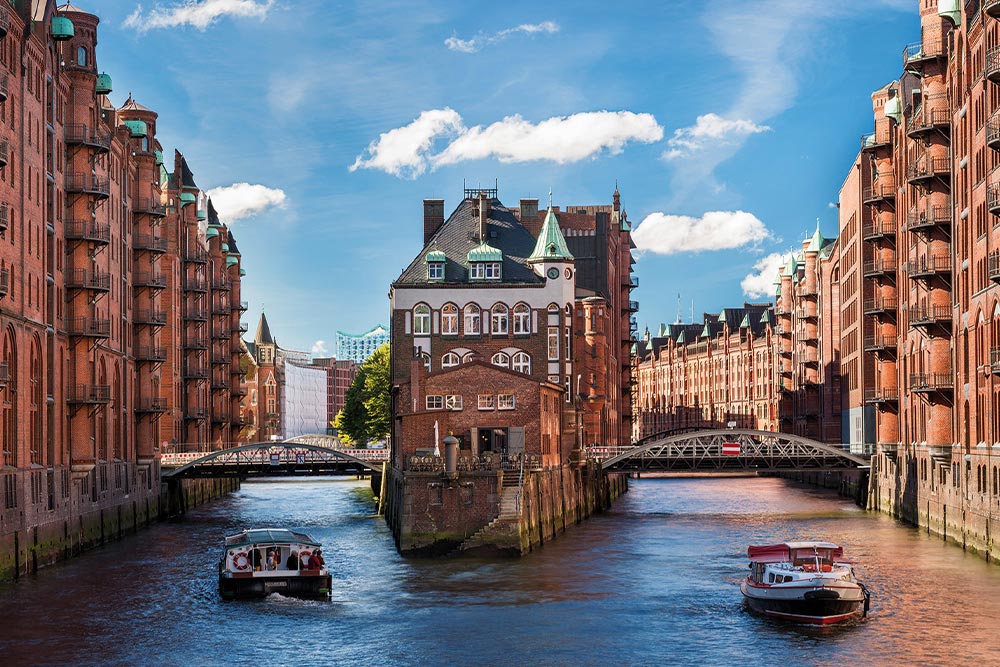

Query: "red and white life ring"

xmin=232 ymin=551 xmax=250 ymax=571
xmin=299 ymin=550 xmax=312 ymax=567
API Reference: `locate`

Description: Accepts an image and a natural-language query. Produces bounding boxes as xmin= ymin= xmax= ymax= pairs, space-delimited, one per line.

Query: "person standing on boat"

xmin=285 ymin=550 xmax=299 ymax=570
xmin=312 ymin=549 xmax=325 ymax=568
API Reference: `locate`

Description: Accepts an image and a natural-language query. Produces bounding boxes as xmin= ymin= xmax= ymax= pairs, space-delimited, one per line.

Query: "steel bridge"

xmin=161 ymin=435 xmax=389 ymax=479
xmin=586 ymin=429 xmax=870 ymax=473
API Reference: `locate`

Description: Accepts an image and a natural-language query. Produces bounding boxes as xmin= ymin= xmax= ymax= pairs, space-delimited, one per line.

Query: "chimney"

xmin=478 ymin=192 xmax=490 ymax=241
xmin=520 ymin=198 xmax=538 ymax=221
xmin=423 ymin=199 xmax=445 ymax=245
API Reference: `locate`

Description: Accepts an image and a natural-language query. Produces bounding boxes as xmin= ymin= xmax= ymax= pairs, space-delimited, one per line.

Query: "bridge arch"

xmin=596 ymin=429 xmax=870 ymax=472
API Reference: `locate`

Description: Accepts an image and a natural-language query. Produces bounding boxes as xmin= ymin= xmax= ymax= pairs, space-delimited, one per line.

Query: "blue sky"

xmin=85 ymin=0 xmax=916 ymax=353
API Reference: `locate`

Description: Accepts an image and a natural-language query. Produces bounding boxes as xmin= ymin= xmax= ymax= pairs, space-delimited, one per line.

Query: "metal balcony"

xmin=988 ymin=46 xmax=1000 ymax=84
xmin=135 ymin=398 xmax=167 ymax=414
xmin=0 ymin=139 xmax=9 ymax=168
xmin=0 ymin=7 xmax=8 ymax=40
xmin=905 ymin=255 xmax=951 ymax=279
xmin=903 ymin=27 xmax=945 ymax=70
xmin=991 ymin=349 xmax=1000 ymax=375
xmin=862 ymin=182 xmax=895 ymax=204
xmin=211 ymin=277 xmax=230 ymax=291
xmin=906 ymin=156 xmax=950 ymax=184
xmin=183 ymin=248 xmax=209 ymax=264
xmin=135 ymin=309 xmax=167 ymax=326
xmin=133 ymin=198 xmax=166 ymax=217
xmin=183 ymin=365 xmax=209 ymax=380
xmin=67 ymin=384 xmax=111 ymax=404
xmin=212 ymin=327 xmax=230 ymax=340
xmin=184 ymin=406 xmax=209 ymax=420
xmin=907 ymin=305 xmax=951 ymax=328
xmin=906 ymin=100 xmax=950 ymax=137
xmin=905 ymin=206 xmax=950 ymax=233
xmin=863 ymin=335 xmax=896 ymax=353
xmin=0 ymin=203 xmax=7 ymax=235
xmin=862 ymin=220 xmax=895 ymax=240
xmin=184 ymin=308 xmax=208 ymax=322
xmin=66 ymin=173 xmax=110 ymax=197
xmin=0 ymin=361 xmax=7 ymax=387
xmin=0 ymin=75 xmax=7 ymax=103
xmin=0 ymin=268 xmax=9 ymax=298
xmin=65 ymin=124 xmax=111 ymax=152
xmin=795 ymin=305 xmax=817 ymax=320
xmin=133 ymin=233 xmax=167 ymax=253
xmin=134 ymin=272 xmax=167 ymax=289
xmin=863 ymin=298 xmax=897 ymax=315
xmin=183 ymin=338 xmax=209 ymax=350
xmin=990 ymin=183 xmax=1000 ymax=217
xmin=236 ymin=300 xmax=248 ymax=312
xmin=863 ymin=258 xmax=896 ymax=277
xmin=990 ymin=252 xmax=1000 ymax=283
xmin=211 ymin=301 xmax=230 ymax=315
xmin=234 ymin=322 xmax=248 ymax=334
xmin=988 ymin=116 xmax=1000 ymax=153
xmin=135 ymin=346 xmax=167 ymax=363
xmin=909 ymin=373 xmax=953 ymax=393
xmin=624 ymin=276 xmax=639 ymax=289
xmin=211 ymin=374 xmax=229 ymax=390
xmin=860 ymin=120 xmax=892 ymax=152
xmin=65 ymin=316 xmax=111 ymax=338
xmin=212 ymin=411 xmax=231 ymax=424
xmin=184 ymin=277 xmax=207 ymax=292
xmin=233 ymin=386 xmax=248 ymax=397
xmin=65 ymin=220 xmax=111 ymax=245
xmin=66 ymin=269 xmax=111 ymax=292
xmin=864 ymin=388 xmax=899 ymax=405
xmin=987 ymin=0 xmax=1000 ymax=18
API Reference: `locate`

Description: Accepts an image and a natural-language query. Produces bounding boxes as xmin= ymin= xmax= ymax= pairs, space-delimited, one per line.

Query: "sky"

xmin=81 ymin=0 xmax=918 ymax=354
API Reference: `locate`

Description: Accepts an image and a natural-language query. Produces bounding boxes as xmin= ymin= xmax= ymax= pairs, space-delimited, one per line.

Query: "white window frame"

xmin=427 ymin=262 xmax=444 ymax=280
xmin=547 ymin=326 xmax=560 ymax=361
xmin=470 ymin=263 xmax=485 ymax=280
xmin=441 ymin=304 xmax=458 ymax=335
xmin=442 ymin=352 xmax=460 ymax=368
xmin=413 ymin=305 xmax=430 ymax=335
xmin=445 ymin=395 xmax=463 ymax=411
xmin=498 ymin=394 xmax=516 ymax=410
xmin=485 ymin=262 xmax=501 ymax=279
xmin=491 ymin=352 xmax=510 ymax=367
xmin=426 ymin=395 xmax=443 ymax=410
xmin=478 ymin=394 xmax=495 ymax=410
xmin=491 ymin=304 xmax=508 ymax=335
xmin=513 ymin=303 xmax=530 ymax=334
xmin=464 ymin=304 xmax=481 ymax=335
xmin=512 ymin=351 xmax=531 ymax=375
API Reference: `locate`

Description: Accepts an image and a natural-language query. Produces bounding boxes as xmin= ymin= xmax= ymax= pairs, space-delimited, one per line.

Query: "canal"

xmin=2 ymin=476 xmax=999 ymax=666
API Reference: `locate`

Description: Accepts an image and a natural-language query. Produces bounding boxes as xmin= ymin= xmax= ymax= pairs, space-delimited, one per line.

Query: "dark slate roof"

xmin=245 ymin=340 xmax=256 ymax=360
xmin=255 ymin=312 xmax=274 ymax=345
xmin=395 ymin=198 xmax=544 ymax=286
xmin=227 ymin=229 xmax=240 ymax=255
xmin=179 ymin=154 xmax=197 ymax=189
xmin=207 ymin=199 xmax=221 ymax=225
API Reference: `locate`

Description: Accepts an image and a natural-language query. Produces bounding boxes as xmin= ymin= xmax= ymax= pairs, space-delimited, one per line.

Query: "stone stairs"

xmin=452 ymin=477 xmax=522 ymax=554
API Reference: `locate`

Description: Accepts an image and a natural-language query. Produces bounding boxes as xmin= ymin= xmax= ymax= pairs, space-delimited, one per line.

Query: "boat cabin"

xmin=747 ymin=542 xmax=849 ymax=585
xmin=222 ymin=528 xmax=325 ymax=574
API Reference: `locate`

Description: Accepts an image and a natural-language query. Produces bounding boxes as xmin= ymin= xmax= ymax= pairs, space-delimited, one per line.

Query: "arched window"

xmin=420 ymin=352 xmax=431 ymax=371
xmin=491 ymin=304 xmax=508 ymax=335
xmin=461 ymin=352 xmax=475 ymax=363
xmin=413 ymin=304 xmax=430 ymax=335
xmin=464 ymin=304 xmax=480 ymax=335
xmin=513 ymin=303 xmax=530 ymax=334
xmin=3 ymin=327 xmax=15 ymax=468
xmin=29 ymin=337 xmax=41 ymax=465
xmin=77 ymin=47 xmax=87 ymax=67
xmin=442 ymin=352 xmax=460 ymax=368
xmin=491 ymin=352 xmax=510 ymax=368
xmin=441 ymin=303 xmax=458 ymax=335
xmin=512 ymin=351 xmax=531 ymax=374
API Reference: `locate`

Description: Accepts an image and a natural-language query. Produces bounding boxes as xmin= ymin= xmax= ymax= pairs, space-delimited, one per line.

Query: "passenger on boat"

xmin=312 ymin=549 xmax=325 ymax=568
xmin=286 ymin=551 xmax=299 ymax=570
xmin=267 ymin=548 xmax=279 ymax=571
xmin=250 ymin=548 xmax=263 ymax=571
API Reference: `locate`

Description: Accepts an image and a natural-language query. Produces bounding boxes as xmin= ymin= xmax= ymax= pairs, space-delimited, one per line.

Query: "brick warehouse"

xmin=384 ymin=187 xmax=632 ymax=554
xmin=635 ymin=0 xmax=1000 ymax=561
xmin=0 ymin=2 xmax=246 ymax=578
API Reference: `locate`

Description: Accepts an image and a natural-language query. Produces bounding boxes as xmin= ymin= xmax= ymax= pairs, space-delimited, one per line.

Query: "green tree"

xmin=334 ymin=343 xmax=390 ymax=444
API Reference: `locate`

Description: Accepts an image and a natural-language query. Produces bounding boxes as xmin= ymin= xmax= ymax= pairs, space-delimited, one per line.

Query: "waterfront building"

xmin=335 ymin=325 xmax=388 ymax=364
xmin=0 ymin=2 xmax=246 ymax=578
xmin=311 ymin=356 xmax=357 ymax=432
xmin=386 ymin=186 xmax=634 ymax=553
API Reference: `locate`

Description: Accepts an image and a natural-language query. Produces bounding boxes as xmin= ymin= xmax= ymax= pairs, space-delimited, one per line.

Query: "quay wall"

xmin=0 ymin=463 xmax=238 ymax=581
xmin=383 ymin=460 xmax=627 ymax=556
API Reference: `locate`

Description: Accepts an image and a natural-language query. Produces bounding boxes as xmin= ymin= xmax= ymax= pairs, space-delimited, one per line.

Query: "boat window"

xmin=768 ymin=572 xmax=775 ymax=583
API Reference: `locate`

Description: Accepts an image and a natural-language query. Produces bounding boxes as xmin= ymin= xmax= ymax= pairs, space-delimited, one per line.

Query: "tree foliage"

xmin=334 ymin=343 xmax=390 ymax=445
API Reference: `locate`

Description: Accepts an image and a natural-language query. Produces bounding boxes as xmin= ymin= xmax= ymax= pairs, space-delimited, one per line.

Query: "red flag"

xmin=722 ymin=442 xmax=741 ymax=456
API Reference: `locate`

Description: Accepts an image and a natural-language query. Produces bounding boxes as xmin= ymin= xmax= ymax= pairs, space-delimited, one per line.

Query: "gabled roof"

xmin=395 ymin=197 xmax=543 ymax=286
xmin=119 ymin=95 xmax=155 ymax=115
xmin=255 ymin=312 xmax=274 ymax=346
xmin=528 ymin=206 xmax=573 ymax=261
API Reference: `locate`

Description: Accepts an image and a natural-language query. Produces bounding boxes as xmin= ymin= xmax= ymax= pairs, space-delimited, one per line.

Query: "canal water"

xmin=2 ymin=476 xmax=999 ymax=666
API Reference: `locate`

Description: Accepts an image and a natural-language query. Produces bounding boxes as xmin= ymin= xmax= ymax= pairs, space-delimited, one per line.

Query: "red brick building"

xmin=0 ymin=2 xmax=246 ymax=577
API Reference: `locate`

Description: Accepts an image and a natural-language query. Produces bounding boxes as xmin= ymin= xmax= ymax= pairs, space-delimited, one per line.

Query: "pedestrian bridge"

xmin=586 ymin=429 xmax=870 ymax=473
xmin=161 ymin=435 xmax=389 ymax=478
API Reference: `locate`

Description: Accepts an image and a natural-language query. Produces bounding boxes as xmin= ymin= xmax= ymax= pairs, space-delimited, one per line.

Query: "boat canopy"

xmin=747 ymin=542 xmax=843 ymax=562
xmin=223 ymin=528 xmax=321 ymax=549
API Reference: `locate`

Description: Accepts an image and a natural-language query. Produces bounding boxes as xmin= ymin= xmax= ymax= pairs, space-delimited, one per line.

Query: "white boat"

xmin=740 ymin=541 xmax=870 ymax=625
xmin=218 ymin=528 xmax=332 ymax=599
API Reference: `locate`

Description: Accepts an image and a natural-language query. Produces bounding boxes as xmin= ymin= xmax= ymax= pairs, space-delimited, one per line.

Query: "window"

xmin=250 ymin=389 xmax=257 ymax=406
xmin=461 ymin=351 xmax=475 ymax=363
xmin=428 ymin=262 xmax=444 ymax=280
xmin=513 ymin=303 xmax=530 ymax=334
xmin=491 ymin=304 xmax=508 ymax=335
xmin=441 ymin=303 xmax=458 ymax=335
xmin=478 ymin=394 xmax=495 ymax=410
xmin=492 ymin=352 xmax=510 ymax=367
xmin=77 ymin=47 xmax=87 ymax=67
xmin=470 ymin=263 xmax=485 ymax=279
xmin=464 ymin=304 xmax=481 ymax=335
xmin=413 ymin=304 xmax=430 ymax=335
xmin=485 ymin=262 xmax=501 ymax=279
xmin=442 ymin=352 xmax=460 ymax=368
xmin=512 ymin=351 xmax=531 ymax=374
xmin=548 ymin=326 xmax=560 ymax=360
xmin=445 ymin=395 xmax=463 ymax=410
xmin=426 ymin=395 xmax=443 ymax=410
xmin=498 ymin=394 xmax=516 ymax=410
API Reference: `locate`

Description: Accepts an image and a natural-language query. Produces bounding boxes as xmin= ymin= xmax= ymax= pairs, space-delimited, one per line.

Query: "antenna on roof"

xmin=548 ymin=188 xmax=553 ymax=208
xmin=675 ymin=293 xmax=682 ymax=325
xmin=690 ymin=300 xmax=694 ymax=324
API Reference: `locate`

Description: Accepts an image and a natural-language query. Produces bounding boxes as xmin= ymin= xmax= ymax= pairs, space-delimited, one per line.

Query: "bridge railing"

xmin=405 ymin=452 xmax=541 ymax=472
xmin=160 ymin=445 xmax=389 ymax=468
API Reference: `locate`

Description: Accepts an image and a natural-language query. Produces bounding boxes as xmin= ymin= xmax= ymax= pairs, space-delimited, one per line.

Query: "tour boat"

xmin=218 ymin=528 xmax=332 ymax=599
xmin=740 ymin=541 xmax=870 ymax=625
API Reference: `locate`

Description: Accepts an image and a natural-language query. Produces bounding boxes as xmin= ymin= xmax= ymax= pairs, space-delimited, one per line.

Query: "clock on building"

xmin=547 ymin=267 xmax=560 ymax=279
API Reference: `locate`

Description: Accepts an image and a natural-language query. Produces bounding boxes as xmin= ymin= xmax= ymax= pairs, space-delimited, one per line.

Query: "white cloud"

xmin=828 ymin=201 xmax=838 ymax=209
xmin=445 ymin=21 xmax=559 ymax=53
xmin=351 ymin=109 xmax=662 ymax=178
xmin=311 ymin=340 xmax=328 ymax=357
xmin=349 ymin=108 xmax=464 ymax=178
xmin=123 ymin=0 xmax=274 ymax=32
xmin=741 ymin=252 xmax=787 ymax=299
xmin=662 ymin=113 xmax=770 ymax=160
xmin=632 ymin=210 xmax=772 ymax=255
xmin=207 ymin=183 xmax=286 ymax=222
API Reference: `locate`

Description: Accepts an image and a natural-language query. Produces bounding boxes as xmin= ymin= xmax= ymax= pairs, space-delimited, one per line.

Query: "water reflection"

xmin=1 ymin=476 xmax=999 ymax=666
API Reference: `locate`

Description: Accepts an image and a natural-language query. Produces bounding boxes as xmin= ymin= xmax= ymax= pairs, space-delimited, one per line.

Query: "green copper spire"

xmin=807 ymin=219 xmax=825 ymax=252
xmin=529 ymin=205 xmax=573 ymax=262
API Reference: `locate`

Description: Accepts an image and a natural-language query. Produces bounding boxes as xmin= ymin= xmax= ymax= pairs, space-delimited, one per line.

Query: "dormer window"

xmin=467 ymin=243 xmax=502 ymax=281
xmin=425 ymin=250 xmax=446 ymax=281
xmin=470 ymin=262 xmax=501 ymax=280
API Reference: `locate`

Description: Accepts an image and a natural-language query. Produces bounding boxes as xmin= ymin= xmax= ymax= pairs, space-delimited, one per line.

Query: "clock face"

xmin=547 ymin=267 xmax=560 ymax=279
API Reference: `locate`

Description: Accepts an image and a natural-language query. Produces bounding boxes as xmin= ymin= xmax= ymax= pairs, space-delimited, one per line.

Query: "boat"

xmin=740 ymin=541 xmax=870 ymax=625
xmin=218 ymin=528 xmax=332 ymax=599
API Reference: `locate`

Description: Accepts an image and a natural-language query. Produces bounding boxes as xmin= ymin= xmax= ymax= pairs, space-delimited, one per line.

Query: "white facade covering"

xmin=282 ymin=362 xmax=328 ymax=439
